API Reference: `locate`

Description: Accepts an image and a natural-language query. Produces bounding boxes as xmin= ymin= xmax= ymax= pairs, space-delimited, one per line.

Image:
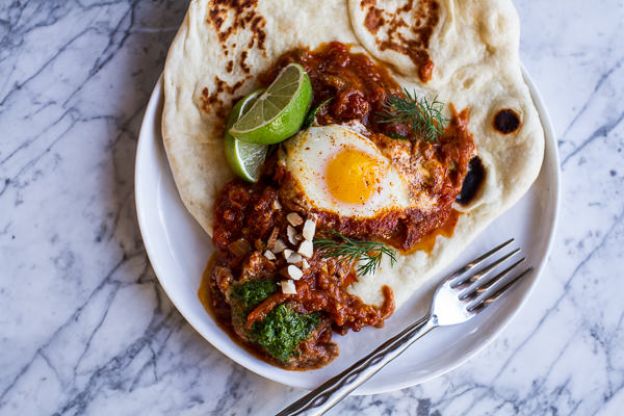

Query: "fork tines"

xmin=449 ymin=239 xmax=533 ymax=312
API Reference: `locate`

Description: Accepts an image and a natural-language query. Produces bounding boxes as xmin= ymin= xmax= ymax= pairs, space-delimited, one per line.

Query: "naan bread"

xmin=162 ymin=0 xmax=544 ymax=307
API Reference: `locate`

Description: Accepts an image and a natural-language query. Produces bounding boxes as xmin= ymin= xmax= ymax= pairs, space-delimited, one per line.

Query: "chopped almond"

xmin=302 ymin=219 xmax=316 ymax=241
xmin=283 ymin=248 xmax=294 ymax=260
xmin=287 ymin=225 xmax=299 ymax=245
xmin=280 ymin=280 xmax=297 ymax=295
xmin=273 ymin=239 xmax=287 ymax=253
xmin=263 ymin=250 xmax=276 ymax=261
xmin=287 ymin=265 xmax=303 ymax=280
xmin=298 ymin=240 xmax=313 ymax=258
xmin=286 ymin=212 xmax=304 ymax=227
xmin=287 ymin=252 xmax=303 ymax=264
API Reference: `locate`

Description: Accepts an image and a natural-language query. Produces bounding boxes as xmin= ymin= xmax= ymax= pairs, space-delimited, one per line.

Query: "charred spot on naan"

xmin=493 ymin=108 xmax=522 ymax=135
xmin=456 ymin=156 xmax=486 ymax=206
xmin=199 ymin=77 xmax=246 ymax=122
xmin=207 ymin=0 xmax=267 ymax=55
xmin=359 ymin=0 xmax=441 ymax=82
xmin=199 ymin=0 xmax=267 ymax=120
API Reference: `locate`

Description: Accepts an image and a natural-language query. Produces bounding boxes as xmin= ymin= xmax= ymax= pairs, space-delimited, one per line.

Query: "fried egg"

xmin=280 ymin=125 xmax=416 ymax=218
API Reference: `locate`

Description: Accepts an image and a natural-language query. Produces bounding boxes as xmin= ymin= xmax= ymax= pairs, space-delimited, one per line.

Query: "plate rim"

xmin=134 ymin=68 xmax=560 ymax=395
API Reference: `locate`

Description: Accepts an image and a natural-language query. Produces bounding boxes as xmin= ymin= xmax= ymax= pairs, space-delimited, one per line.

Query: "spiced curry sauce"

xmin=203 ymin=42 xmax=474 ymax=369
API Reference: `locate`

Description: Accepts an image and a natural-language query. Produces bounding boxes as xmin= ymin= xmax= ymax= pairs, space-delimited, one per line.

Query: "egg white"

xmin=280 ymin=124 xmax=413 ymax=218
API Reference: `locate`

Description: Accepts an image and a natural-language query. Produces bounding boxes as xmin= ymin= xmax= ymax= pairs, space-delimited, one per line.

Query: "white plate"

xmin=135 ymin=70 xmax=559 ymax=395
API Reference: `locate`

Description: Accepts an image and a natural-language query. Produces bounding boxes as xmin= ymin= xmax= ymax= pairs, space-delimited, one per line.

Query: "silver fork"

xmin=277 ymin=239 xmax=532 ymax=416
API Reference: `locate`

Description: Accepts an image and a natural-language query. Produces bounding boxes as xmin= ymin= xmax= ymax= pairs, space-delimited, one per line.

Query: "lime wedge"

xmin=229 ymin=63 xmax=313 ymax=144
xmin=224 ymin=91 xmax=268 ymax=183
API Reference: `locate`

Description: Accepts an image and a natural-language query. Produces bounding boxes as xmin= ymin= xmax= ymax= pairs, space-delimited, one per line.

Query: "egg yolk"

xmin=325 ymin=148 xmax=382 ymax=204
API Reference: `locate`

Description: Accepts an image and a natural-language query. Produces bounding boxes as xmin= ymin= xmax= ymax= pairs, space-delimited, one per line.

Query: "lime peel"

xmin=224 ymin=91 xmax=268 ymax=183
xmin=229 ymin=63 xmax=313 ymax=145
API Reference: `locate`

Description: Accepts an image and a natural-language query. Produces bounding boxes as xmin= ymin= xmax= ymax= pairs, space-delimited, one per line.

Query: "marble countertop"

xmin=1 ymin=1 xmax=623 ymax=415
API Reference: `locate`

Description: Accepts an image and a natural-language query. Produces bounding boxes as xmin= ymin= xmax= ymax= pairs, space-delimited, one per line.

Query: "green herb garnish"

xmin=229 ymin=281 xmax=319 ymax=362
xmin=378 ymin=89 xmax=447 ymax=142
xmin=303 ymin=98 xmax=332 ymax=128
xmin=250 ymin=304 xmax=320 ymax=363
xmin=231 ymin=279 xmax=277 ymax=312
xmin=315 ymin=231 xmax=397 ymax=277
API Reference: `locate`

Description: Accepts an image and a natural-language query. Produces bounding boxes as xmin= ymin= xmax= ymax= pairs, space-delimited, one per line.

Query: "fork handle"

xmin=276 ymin=314 xmax=438 ymax=416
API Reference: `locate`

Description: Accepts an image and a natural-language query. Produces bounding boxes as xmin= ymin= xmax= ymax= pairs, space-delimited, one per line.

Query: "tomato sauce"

xmin=205 ymin=42 xmax=474 ymax=370
xmin=260 ymin=42 xmax=402 ymax=132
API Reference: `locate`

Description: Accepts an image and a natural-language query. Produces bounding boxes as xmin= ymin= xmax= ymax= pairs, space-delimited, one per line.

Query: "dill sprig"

xmin=378 ymin=89 xmax=447 ymax=142
xmin=314 ymin=231 xmax=397 ymax=277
